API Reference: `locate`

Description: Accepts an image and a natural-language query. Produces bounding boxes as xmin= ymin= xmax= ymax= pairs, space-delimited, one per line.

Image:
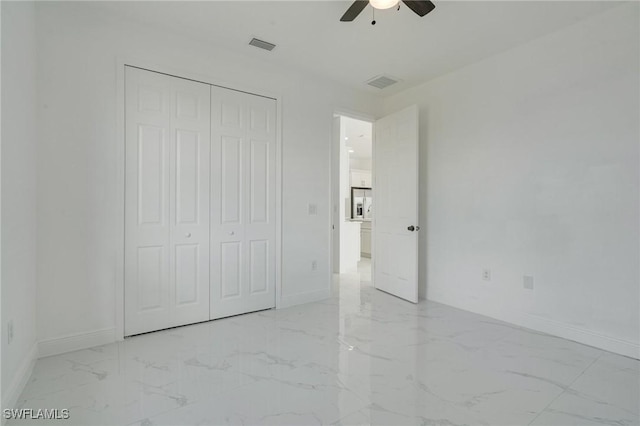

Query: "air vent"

xmin=249 ymin=38 xmax=276 ymax=51
xmin=366 ymin=75 xmax=400 ymax=89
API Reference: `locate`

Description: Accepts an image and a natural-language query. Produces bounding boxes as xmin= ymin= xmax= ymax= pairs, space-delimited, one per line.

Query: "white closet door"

xmin=125 ymin=67 xmax=211 ymax=336
xmin=210 ymin=87 xmax=276 ymax=319
xmin=170 ymin=75 xmax=211 ymax=328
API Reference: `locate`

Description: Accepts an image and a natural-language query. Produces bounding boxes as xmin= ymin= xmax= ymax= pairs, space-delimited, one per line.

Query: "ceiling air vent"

xmin=366 ymin=75 xmax=400 ymax=90
xmin=249 ymin=38 xmax=276 ymax=51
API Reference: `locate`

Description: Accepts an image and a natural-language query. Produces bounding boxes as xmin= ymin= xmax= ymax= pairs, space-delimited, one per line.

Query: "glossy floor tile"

xmin=10 ymin=260 xmax=640 ymax=425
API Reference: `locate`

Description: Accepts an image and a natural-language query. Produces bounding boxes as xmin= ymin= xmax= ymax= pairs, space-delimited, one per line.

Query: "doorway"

xmin=331 ymin=114 xmax=374 ymax=286
xmin=331 ymin=106 xmax=420 ymax=304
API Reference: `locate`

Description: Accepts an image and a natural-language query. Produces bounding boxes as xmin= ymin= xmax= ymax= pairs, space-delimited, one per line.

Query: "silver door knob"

xmin=229 ymin=231 xmax=235 ymax=236
xmin=186 ymin=232 xmax=191 ymax=238
xmin=408 ymin=226 xmax=415 ymax=232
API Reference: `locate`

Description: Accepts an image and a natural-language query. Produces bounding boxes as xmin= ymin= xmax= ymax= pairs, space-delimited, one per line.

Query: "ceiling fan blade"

xmin=402 ymin=0 xmax=435 ymax=17
xmin=340 ymin=0 xmax=369 ymax=22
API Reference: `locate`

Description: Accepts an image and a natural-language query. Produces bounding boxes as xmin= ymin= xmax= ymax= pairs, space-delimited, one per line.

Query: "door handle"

xmin=407 ymin=226 xmax=420 ymax=232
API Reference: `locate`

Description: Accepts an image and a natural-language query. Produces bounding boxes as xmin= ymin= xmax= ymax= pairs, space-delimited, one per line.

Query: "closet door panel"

xmin=249 ymin=140 xmax=269 ymax=224
xmin=125 ymin=67 xmax=172 ymax=335
xmin=221 ymin=136 xmax=243 ymax=225
xmin=243 ymin=94 xmax=276 ymax=310
xmin=175 ymin=130 xmax=200 ymax=224
xmin=211 ymin=87 xmax=244 ymax=318
xmin=221 ymin=242 xmax=242 ymax=299
xmin=138 ymin=126 xmax=166 ymax=226
xmin=211 ymin=87 xmax=276 ymax=319
xmin=137 ymin=246 xmax=166 ymax=310
xmin=249 ymin=240 xmax=269 ymax=295
xmin=125 ymin=67 xmax=211 ymax=335
xmin=170 ymin=77 xmax=211 ymax=326
xmin=175 ymin=244 xmax=199 ymax=305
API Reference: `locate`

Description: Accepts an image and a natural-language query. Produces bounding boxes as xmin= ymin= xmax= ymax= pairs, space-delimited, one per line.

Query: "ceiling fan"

xmin=340 ymin=0 xmax=435 ymax=23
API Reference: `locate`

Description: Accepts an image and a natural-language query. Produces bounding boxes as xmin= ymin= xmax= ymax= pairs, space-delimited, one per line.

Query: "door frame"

xmin=330 ymin=109 xmax=376 ymax=287
xmin=115 ymin=58 xmax=283 ymax=341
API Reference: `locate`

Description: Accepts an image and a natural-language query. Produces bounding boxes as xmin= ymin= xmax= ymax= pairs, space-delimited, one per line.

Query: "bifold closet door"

xmin=125 ymin=67 xmax=211 ymax=336
xmin=210 ymin=87 xmax=277 ymax=319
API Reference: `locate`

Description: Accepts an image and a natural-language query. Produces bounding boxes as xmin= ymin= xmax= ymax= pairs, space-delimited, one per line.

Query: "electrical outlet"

xmin=523 ymin=275 xmax=534 ymax=290
xmin=8 ymin=320 xmax=14 ymax=344
xmin=308 ymin=203 xmax=318 ymax=216
xmin=482 ymin=269 xmax=491 ymax=281
xmin=311 ymin=260 xmax=318 ymax=271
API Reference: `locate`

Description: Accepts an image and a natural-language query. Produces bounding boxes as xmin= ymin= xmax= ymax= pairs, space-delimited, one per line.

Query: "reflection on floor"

xmin=11 ymin=262 xmax=640 ymax=425
xmin=334 ymin=258 xmax=372 ymax=290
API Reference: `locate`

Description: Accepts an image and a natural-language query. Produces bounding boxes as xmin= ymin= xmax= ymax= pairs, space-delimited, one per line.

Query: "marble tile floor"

xmin=9 ymin=259 xmax=640 ymax=426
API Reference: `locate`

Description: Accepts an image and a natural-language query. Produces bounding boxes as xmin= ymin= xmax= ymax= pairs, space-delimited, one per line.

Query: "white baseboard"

xmin=2 ymin=342 xmax=38 ymax=416
xmin=38 ymin=327 xmax=116 ymax=358
xmin=430 ymin=295 xmax=640 ymax=360
xmin=279 ymin=288 xmax=331 ymax=309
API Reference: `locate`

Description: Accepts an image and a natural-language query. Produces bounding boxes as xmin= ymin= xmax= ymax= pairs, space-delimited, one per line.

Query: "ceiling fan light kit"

xmin=340 ymin=0 xmax=436 ymax=22
xmin=370 ymin=0 xmax=400 ymax=10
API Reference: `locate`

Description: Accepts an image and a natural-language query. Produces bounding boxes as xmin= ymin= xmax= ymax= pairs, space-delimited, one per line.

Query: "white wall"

xmin=34 ymin=2 xmax=377 ymax=344
xmin=383 ymin=3 xmax=639 ymax=358
xmin=1 ymin=1 xmax=39 ymax=407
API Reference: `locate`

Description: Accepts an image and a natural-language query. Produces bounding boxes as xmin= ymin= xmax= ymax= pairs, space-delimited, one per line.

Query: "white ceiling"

xmin=91 ymin=1 xmax=620 ymax=96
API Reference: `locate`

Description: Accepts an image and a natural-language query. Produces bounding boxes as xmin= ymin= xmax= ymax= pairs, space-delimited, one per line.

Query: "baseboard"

xmin=279 ymin=288 xmax=331 ymax=309
xmin=38 ymin=327 xmax=116 ymax=358
xmin=430 ymin=295 xmax=640 ymax=360
xmin=1 ymin=342 xmax=38 ymax=416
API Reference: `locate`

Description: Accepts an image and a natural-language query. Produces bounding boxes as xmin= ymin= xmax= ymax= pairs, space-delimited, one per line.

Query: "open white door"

xmin=373 ymin=105 xmax=419 ymax=303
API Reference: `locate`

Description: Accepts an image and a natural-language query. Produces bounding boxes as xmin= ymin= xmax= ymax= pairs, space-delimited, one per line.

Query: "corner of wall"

xmin=37 ymin=328 xmax=117 ymax=359
xmin=280 ymin=288 xmax=331 ymax=309
xmin=1 ymin=342 xmax=37 ymax=415
xmin=1 ymin=0 xmax=39 ymax=413
xmin=430 ymin=294 xmax=640 ymax=360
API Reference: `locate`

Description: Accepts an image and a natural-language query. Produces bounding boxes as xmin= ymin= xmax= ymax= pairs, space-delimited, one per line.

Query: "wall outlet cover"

xmin=523 ymin=275 xmax=534 ymax=290
xmin=482 ymin=269 xmax=491 ymax=281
